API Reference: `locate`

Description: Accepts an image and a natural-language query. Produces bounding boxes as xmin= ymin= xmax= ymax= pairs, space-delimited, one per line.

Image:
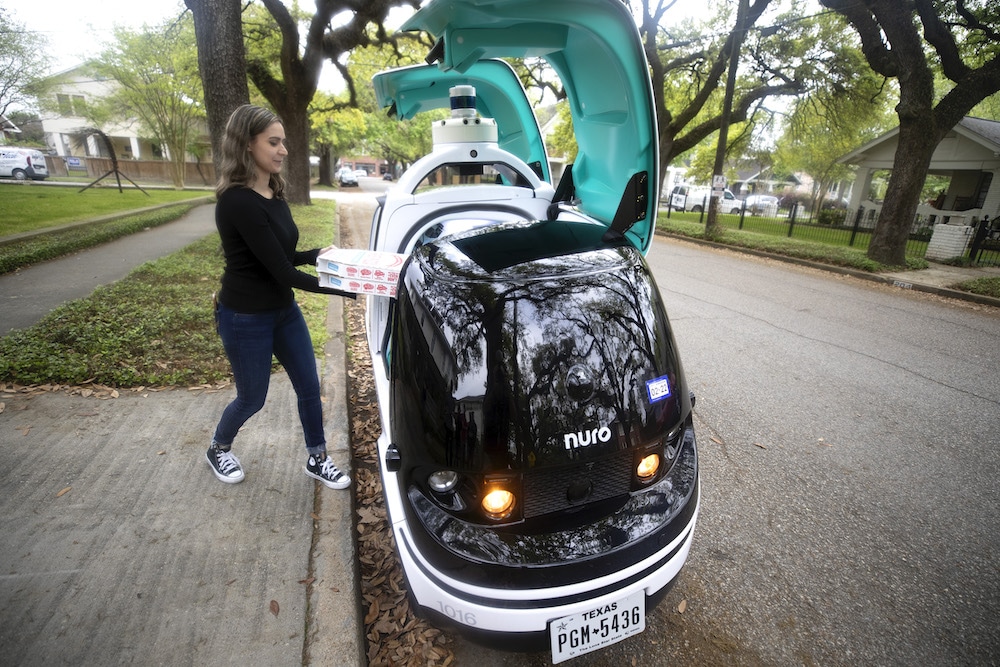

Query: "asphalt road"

xmin=637 ymin=239 xmax=1000 ymax=666
xmin=340 ymin=182 xmax=1000 ymax=666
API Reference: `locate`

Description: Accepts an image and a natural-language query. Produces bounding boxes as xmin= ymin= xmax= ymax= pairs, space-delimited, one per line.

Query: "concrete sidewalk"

xmin=0 ymin=204 xmax=362 ymax=665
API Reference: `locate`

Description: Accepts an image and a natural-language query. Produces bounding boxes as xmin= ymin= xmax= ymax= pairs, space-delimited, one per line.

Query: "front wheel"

xmin=692 ymin=205 xmax=702 ymax=213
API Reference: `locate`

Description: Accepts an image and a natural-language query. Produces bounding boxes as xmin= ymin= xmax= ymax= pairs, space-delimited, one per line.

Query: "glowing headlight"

xmin=428 ymin=470 xmax=459 ymax=493
xmin=481 ymin=487 xmax=515 ymax=519
xmin=637 ymin=453 xmax=661 ymax=481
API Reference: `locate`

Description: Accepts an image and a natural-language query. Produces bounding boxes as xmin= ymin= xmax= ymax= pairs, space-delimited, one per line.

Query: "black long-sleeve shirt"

xmin=215 ymin=187 xmax=334 ymax=312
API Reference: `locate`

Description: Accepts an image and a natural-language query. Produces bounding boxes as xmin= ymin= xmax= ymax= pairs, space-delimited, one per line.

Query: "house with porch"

xmin=36 ymin=64 xmax=212 ymax=184
xmin=837 ymin=116 xmax=1000 ymax=260
xmin=39 ymin=65 xmax=156 ymax=165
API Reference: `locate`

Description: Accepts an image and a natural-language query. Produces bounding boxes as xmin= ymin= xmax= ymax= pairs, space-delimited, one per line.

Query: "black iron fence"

xmin=968 ymin=217 xmax=1000 ymax=266
xmin=664 ymin=200 xmax=933 ymax=259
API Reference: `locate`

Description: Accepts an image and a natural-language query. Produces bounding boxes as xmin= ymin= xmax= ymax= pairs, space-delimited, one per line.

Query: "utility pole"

xmin=705 ymin=0 xmax=748 ymax=237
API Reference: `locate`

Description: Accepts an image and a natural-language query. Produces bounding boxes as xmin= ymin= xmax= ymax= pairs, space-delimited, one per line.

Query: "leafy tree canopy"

xmin=89 ymin=16 xmax=205 ymax=188
xmin=0 ymin=7 xmax=52 ymax=117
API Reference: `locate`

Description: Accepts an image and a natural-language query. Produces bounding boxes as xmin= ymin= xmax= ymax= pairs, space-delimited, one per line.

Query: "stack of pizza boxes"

xmin=316 ymin=247 xmax=406 ymax=297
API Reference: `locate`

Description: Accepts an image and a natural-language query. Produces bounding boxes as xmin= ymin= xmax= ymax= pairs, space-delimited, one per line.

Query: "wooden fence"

xmin=45 ymin=156 xmax=216 ymax=187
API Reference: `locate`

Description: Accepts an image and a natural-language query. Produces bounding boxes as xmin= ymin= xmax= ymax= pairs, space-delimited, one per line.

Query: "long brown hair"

xmin=216 ymin=104 xmax=287 ymax=199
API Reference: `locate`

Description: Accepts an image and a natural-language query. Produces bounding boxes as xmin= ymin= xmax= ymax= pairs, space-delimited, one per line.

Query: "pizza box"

xmin=317 ymin=247 xmax=406 ymax=285
xmin=320 ymin=272 xmax=398 ymax=297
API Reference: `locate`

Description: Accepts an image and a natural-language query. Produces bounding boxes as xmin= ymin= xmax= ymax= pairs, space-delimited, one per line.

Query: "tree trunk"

xmin=184 ymin=0 xmax=250 ymax=177
xmin=866 ymin=118 xmax=936 ymax=266
xmin=279 ymin=107 xmax=313 ymax=204
xmin=318 ymin=146 xmax=333 ymax=187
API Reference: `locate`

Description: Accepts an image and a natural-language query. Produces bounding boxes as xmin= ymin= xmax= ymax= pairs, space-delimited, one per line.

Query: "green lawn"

xmin=656 ymin=214 xmax=929 ymax=271
xmin=0 ymin=185 xmax=210 ymax=236
xmin=0 ymin=200 xmax=337 ymax=387
xmin=660 ymin=208 xmax=930 ymax=257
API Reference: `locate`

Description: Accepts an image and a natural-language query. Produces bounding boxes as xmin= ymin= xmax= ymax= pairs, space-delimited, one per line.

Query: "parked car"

xmin=744 ymin=193 xmax=779 ymax=216
xmin=337 ymin=167 xmax=358 ymax=187
xmin=669 ymin=184 xmax=742 ymax=214
xmin=0 ymin=146 xmax=48 ymax=181
xmin=382 ymin=171 xmax=394 ymax=181
xmin=361 ymin=0 xmax=698 ymax=661
xmin=353 ymin=169 xmax=368 ymax=179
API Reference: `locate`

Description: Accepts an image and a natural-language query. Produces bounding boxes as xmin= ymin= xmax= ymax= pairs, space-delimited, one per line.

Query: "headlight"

xmin=637 ymin=453 xmax=660 ymax=481
xmin=428 ymin=470 xmax=459 ymax=493
xmin=481 ymin=487 xmax=515 ymax=520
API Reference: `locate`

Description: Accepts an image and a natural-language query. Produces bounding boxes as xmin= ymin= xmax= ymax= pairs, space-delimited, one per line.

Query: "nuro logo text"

xmin=564 ymin=426 xmax=613 ymax=450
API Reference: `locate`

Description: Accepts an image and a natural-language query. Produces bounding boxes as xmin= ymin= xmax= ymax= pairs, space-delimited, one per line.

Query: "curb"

xmin=657 ymin=231 xmax=1000 ymax=310
xmin=312 ymin=208 xmax=365 ymax=666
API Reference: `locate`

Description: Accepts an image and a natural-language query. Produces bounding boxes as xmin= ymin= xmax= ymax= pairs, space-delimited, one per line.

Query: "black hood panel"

xmin=390 ymin=219 xmax=688 ymax=472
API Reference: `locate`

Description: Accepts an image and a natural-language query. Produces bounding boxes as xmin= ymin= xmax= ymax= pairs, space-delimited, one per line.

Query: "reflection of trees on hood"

xmin=415 ymin=241 xmax=675 ymax=469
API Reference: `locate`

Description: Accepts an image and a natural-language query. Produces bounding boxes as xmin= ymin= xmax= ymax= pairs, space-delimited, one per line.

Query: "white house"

xmin=38 ymin=64 xmax=157 ymax=162
xmin=837 ymin=116 xmax=1000 ymax=260
xmin=36 ymin=64 xmax=213 ymax=184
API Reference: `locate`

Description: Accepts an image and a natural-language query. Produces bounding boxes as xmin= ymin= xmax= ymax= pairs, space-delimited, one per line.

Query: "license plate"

xmin=550 ymin=590 xmax=646 ymax=663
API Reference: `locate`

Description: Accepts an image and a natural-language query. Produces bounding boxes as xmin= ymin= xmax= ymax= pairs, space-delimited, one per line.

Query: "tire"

xmin=12 ymin=169 xmax=27 ymax=181
xmin=692 ymin=205 xmax=702 ymax=213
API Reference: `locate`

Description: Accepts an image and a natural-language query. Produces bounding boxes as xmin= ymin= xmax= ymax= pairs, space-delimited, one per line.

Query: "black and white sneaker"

xmin=206 ymin=444 xmax=245 ymax=484
xmin=304 ymin=453 xmax=350 ymax=490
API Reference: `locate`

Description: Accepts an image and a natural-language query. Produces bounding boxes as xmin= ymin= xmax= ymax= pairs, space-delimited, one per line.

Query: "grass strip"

xmin=0 ymin=200 xmax=337 ymax=387
xmin=953 ymin=276 xmax=1000 ymax=298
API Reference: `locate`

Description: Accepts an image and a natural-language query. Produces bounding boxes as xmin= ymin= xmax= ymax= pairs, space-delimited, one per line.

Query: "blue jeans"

xmin=213 ymin=301 xmax=326 ymax=456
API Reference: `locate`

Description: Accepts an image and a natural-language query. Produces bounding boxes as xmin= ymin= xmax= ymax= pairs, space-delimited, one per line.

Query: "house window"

xmin=56 ymin=94 xmax=87 ymax=117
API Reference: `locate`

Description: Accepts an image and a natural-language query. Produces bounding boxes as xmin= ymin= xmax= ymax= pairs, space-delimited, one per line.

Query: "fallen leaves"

xmin=0 ymin=380 xmax=231 ymax=401
xmin=677 ymin=599 xmax=687 ymax=614
xmin=56 ymin=486 xmax=72 ymax=498
xmin=269 ymin=599 xmax=280 ymax=617
xmin=345 ymin=299 xmax=454 ymax=667
xmin=0 ymin=381 xmax=122 ymax=400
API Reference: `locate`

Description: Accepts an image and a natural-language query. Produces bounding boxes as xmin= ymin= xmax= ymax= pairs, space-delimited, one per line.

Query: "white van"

xmin=669 ymin=184 xmax=742 ymax=214
xmin=0 ymin=147 xmax=49 ymax=181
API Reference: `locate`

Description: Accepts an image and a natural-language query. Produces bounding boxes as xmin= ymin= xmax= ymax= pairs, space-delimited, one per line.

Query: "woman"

xmin=206 ymin=104 xmax=352 ymax=490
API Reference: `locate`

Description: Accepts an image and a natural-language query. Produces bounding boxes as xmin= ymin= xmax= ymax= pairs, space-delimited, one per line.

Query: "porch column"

xmin=848 ymin=167 xmax=873 ymax=209
xmin=130 ymin=137 xmax=141 ymax=159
